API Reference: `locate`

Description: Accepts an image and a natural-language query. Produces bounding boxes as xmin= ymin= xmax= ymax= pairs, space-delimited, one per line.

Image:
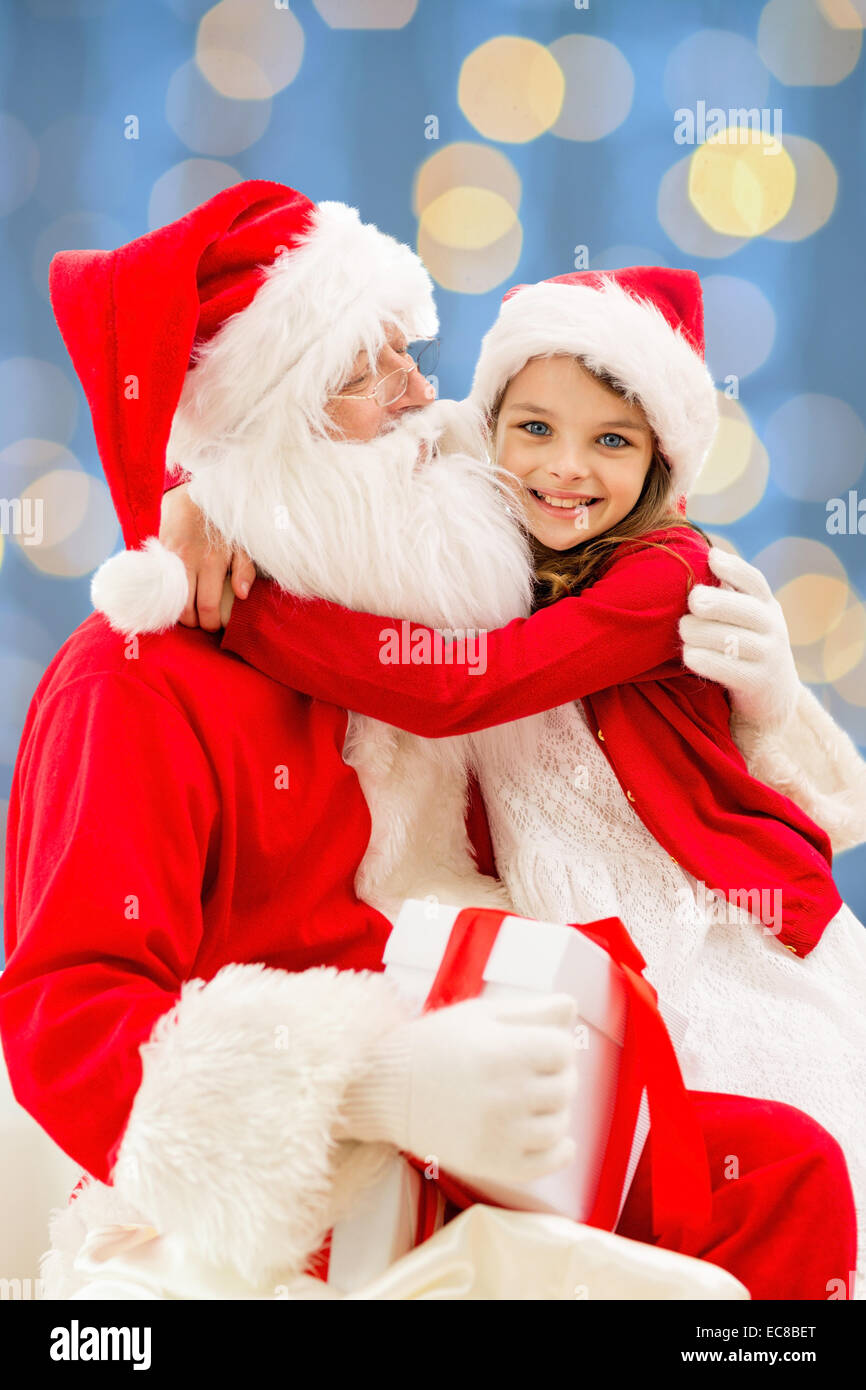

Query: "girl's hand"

xmin=159 ymin=483 xmax=256 ymax=631
xmin=679 ymin=546 xmax=800 ymax=731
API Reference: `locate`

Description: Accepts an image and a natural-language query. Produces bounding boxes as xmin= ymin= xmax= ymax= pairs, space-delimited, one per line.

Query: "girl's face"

xmin=494 ymin=355 xmax=655 ymax=551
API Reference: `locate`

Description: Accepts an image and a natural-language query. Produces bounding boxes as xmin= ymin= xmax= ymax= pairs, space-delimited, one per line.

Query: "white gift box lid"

xmin=384 ymin=900 xmax=629 ymax=1045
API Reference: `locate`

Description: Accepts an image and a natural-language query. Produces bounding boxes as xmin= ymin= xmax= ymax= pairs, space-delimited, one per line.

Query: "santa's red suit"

xmin=0 ymin=181 xmax=856 ymax=1300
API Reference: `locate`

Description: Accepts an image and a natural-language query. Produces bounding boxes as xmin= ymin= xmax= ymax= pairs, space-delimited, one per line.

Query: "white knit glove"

xmin=334 ymin=994 xmax=579 ymax=1188
xmin=678 ymin=546 xmax=800 ymax=732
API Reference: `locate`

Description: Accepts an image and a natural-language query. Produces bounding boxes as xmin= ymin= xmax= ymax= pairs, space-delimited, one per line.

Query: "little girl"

xmin=173 ymin=268 xmax=866 ymax=1266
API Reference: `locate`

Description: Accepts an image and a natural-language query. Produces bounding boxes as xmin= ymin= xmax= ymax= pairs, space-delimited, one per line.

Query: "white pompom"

xmin=91 ymin=536 xmax=189 ymax=637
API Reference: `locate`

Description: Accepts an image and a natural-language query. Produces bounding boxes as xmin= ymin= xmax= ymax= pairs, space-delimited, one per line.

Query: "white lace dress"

xmin=470 ymin=702 xmax=866 ymax=1283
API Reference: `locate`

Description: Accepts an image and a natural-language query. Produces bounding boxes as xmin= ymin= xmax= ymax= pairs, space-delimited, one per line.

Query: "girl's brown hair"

xmin=489 ymin=358 xmax=710 ymax=611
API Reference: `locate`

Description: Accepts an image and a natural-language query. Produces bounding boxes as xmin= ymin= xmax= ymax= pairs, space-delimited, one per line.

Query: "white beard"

xmin=185 ymin=398 xmax=539 ymax=918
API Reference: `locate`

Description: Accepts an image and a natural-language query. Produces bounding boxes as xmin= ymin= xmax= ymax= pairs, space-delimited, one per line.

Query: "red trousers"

xmin=616 ymin=1090 xmax=857 ymax=1301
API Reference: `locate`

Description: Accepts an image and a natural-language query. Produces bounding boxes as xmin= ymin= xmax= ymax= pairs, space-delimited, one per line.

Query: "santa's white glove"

xmin=678 ymin=546 xmax=800 ymax=732
xmin=334 ymin=994 xmax=579 ymax=1188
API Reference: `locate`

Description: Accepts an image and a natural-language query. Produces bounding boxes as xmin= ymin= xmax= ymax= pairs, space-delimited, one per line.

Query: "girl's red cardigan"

xmin=221 ymin=526 xmax=841 ymax=957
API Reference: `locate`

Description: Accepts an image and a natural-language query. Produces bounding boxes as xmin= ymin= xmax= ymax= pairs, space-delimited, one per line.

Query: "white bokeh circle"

xmin=32 ymin=211 xmax=131 ymax=302
xmin=548 ymin=35 xmax=635 ymax=141
xmin=148 ymin=159 xmax=242 ymax=231
xmin=765 ymin=393 xmax=866 ymax=501
xmin=763 ymin=134 xmax=838 ymax=242
xmin=702 ymin=276 xmax=776 ymax=381
xmin=166 ymin=58 xmax=271 ymax=156
xmin=758 ymin=0 xmax=862 ymax=84
xmin=663 ymin=29 xmax=770 ymax=113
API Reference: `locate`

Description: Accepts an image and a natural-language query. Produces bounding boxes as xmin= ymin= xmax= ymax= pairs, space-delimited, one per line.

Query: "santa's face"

xmin=323 ymin=323 xmax=437 ymax=442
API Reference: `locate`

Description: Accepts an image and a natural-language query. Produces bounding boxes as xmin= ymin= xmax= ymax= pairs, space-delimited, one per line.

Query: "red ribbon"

xmin=412 ymin=906 xmax=712 ymax=1240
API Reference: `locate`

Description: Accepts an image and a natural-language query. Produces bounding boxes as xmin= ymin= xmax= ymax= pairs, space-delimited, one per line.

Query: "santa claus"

xmin=0 ymin=180 xmax=856 ymax=1301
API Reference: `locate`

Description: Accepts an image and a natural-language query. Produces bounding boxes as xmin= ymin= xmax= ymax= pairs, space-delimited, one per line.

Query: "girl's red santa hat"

xmin=469 ymin=266 xmax=718 ymax=504
xmin=49 ymin=179 xmax=437 ymax=635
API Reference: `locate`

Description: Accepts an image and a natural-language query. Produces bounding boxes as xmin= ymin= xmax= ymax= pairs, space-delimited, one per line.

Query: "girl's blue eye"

xmin=599 ymin=432 xmax=629 ymax=448
xmin=520 ymin=421 xmax=551 ymax=436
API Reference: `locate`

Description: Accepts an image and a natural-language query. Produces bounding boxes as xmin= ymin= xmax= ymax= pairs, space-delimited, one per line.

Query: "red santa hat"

xmin=49 ymin=178 xmax=437 ymax=635
xmin=469 ymin=266 xmax=718 ymax=503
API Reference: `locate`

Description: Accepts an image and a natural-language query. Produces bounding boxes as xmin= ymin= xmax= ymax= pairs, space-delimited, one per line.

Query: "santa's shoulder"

xmin=25 ymin=613 xmax=278 ymax=735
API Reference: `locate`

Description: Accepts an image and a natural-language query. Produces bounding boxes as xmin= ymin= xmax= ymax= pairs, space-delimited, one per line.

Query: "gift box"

xmin=324 ymin=899 xmax=710 ymax=1293
xmin=383 ymin=898 xmax=692 ymax=1225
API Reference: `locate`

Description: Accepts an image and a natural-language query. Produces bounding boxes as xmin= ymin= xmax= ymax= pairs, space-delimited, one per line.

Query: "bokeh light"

xmin=197 ymin=0 xmax=304 ymax=100
xmin=818 ymin=0 xmax=866 ymax=26
xmin=775 ymin=573 xmax=850 ymax=645
xmin=166 ymin=58 xmax=272 ymax=155
xmin=421 ymin=188 xmax=517 ymax=250
xmin=688 ymin=129 xmax=796 ymax=237
xmin=148 ymin=159 xmax=242 ymax=231
xmin=415 ymin=143 xmax=524 ymax=294
xmin=663 ymin=29 xmax=770 ymax=113
xmin=702 ymin=276 xmax=776 ymax=381
xmin=758 ymin=0 xmax=862 ymax=83
xmin=32 ymin=212 xmax=131 ymax=302
xmin=657 ymin=155 xmax=748 ymax=258
xmin=547 ymin=35 xmax=634 ymax=141
xmin=823 ymin=598 xmax=866 ymax=681
xmin=458 ymin=37 xmax=565 ymax=143
xmin=765 ymin=393 xmax=866 ymax=501
xmin=751 ymin=536 xmax=853 ymax=683
xmin=0 ymin=440 xmax=81 ymax=500
xmin=15 ymin=470 xmax=120 ymax=579
xmin=687 ymin=395 xmax=769 ymax=524
xmin=418 ymin=219 xmax=523 ymax=296
xmin=763 ymin=135 xmax=838 ymax=241
xmin=413 ymin=143 xmax=521 ymax=218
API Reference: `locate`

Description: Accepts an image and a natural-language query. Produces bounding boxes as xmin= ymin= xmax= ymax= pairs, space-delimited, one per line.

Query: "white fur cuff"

xmin=106 ymin=963 xmax=413 ymax=1289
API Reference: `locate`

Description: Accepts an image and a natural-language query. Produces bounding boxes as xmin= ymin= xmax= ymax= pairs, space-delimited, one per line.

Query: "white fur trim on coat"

xmin=91 ymin=536 xmax=189 ymax=637
xmin=732 ymin=682 xmax=866 ymax=855
xmin=43 ymin=963 xmax=415 ymax=1297
xmin=469 ymin=277 xmax=718 ymax=496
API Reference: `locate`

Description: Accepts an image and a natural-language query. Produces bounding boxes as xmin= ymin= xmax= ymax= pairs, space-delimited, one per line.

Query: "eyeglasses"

xmin=330 ymin=337 xmax=440 ymax=408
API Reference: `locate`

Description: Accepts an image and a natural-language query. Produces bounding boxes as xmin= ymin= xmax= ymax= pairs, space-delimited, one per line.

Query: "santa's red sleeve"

xmin=0 ymin=673 xmax=215 ymax=1184
xmin=222 ymin=534 xmax=703 ymax=737
xmin=0 ymin=670 xmax=410 ymax=1290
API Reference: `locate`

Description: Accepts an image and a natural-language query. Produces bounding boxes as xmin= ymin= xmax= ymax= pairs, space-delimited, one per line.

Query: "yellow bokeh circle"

xmin=420 ymin=187 xmax=517 ymax=251
xmin=823 ymin=598 xmax=866 ymax=681
xmin=197 ymin=0 xmax=304 ymax=101
xmin=418 ymin=219 xmax=523 ymax=296
xmin=413 ymin=143 xmax=521 ymax=218
xmin=687 ymin=395 xmax=769 ymax=524
xmin=775 ymin=573 xmax=850 ymax=646
xmin=458 ymin=37 xmax=565 ymax=143
xmin=689 ymin=129 xmax=796 ymax=237
xmin=414 ymin=143 xmax=524 ymax=294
